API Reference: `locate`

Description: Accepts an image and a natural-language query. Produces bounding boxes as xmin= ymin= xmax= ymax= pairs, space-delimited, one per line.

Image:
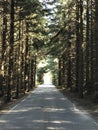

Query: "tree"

xmin=94 ymin=0 xmax=98 ymax=90
xmin=6 ymin=0 xmax=15 ymax=101
xmin=0 ymin=0 xmax=46 ymax=102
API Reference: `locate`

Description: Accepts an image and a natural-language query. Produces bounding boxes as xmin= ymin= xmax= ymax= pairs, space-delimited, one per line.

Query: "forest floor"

xmin=59 ymin=88 xmax=98 ymax=122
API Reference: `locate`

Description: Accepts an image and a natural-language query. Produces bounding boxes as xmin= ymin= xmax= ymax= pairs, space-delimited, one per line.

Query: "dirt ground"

xmin=60 ymin=88 xmax=98 ymax=122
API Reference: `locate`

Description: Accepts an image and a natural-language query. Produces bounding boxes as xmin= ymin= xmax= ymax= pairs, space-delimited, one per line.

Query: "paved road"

xmin=0 ymin=84 xmax=98 ymax=130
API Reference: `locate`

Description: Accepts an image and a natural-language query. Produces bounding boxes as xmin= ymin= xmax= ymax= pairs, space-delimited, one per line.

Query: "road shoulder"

xmin=59 ymin=88 xmax=98 ymax=122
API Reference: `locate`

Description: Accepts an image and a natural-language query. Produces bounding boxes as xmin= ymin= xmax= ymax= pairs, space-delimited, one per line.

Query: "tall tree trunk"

xmin=24 ymin=22 xmax=29 ymax=91
xmin=7 ymin=0 xmax=15 ymax=102
xmin=76 ymin=0 xmax=84 ymax=98
xmin=33 ymin=56 xmax=37 ymax=88
xmin=67 ymin=56 xmax=72 ymax=90
xmin=75 ymin=0 xmax=80 ymax=92
xmin=62 ymin=55 xmax=66 ymax=88
xmin=67 ymin=26 xmax=72 ymax=90
xmin=58 ymin=58 xmax=62 ymax=86
xmin=85 ymin=0 xmax=90 ymax=93
xmin=86 ymin=0 xmax=90 ymax=82
xmin=0 ymin=1 xmax=7 ymax=96
xmin=2 ymin=1 xmax=7 ymax=60
xmin=94 ymin=0 xmax=98 ymax=84
xmin=15 ymin=20 xmax=21 ymax=98
xmin=78 ymin=0 xmax=84 ymax=98
xmin=90 ymin=0 xmax=94 ymax=84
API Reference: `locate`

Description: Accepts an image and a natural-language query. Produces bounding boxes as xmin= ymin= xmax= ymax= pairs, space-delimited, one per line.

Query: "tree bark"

xmin=7 ymin=0 xmax=15 ymax=102
xmin=94 ymin=0 xmax=98 ymax=83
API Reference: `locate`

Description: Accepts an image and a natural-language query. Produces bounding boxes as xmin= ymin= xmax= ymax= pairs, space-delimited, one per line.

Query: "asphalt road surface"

xmin=0 ymin=84 xmax=98 ymax=130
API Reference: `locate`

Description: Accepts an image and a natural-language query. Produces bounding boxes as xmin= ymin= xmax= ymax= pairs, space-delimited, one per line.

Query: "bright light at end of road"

xmin=43 ymin=72 xmax=52 ymax=84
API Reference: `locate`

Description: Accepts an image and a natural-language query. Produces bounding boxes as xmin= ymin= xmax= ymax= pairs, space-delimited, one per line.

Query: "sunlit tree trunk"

xmin=15 ymin=19 xmax=21 ymax=98
xmin=0 ymin=1 xmax=7 ymax=96
xmin=7 ymin=0 xmax=15 ymax=102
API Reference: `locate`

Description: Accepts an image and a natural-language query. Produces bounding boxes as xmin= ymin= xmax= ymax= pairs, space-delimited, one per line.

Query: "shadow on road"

xmin=0 ymin=85 xmax=98 ymax=130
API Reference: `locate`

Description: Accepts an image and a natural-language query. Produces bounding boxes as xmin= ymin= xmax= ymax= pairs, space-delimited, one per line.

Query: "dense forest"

xmin=0 ymin=0 xmax=98 ymax=104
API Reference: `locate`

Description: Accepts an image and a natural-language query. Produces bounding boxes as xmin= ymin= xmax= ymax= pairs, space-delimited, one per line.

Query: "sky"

xmin=39 ymin=0 xmax=56 ymax=9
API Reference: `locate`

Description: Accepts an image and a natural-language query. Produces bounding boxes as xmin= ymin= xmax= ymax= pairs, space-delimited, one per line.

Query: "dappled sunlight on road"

xmin=0 ymin=85 xmax=98 ymax=130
